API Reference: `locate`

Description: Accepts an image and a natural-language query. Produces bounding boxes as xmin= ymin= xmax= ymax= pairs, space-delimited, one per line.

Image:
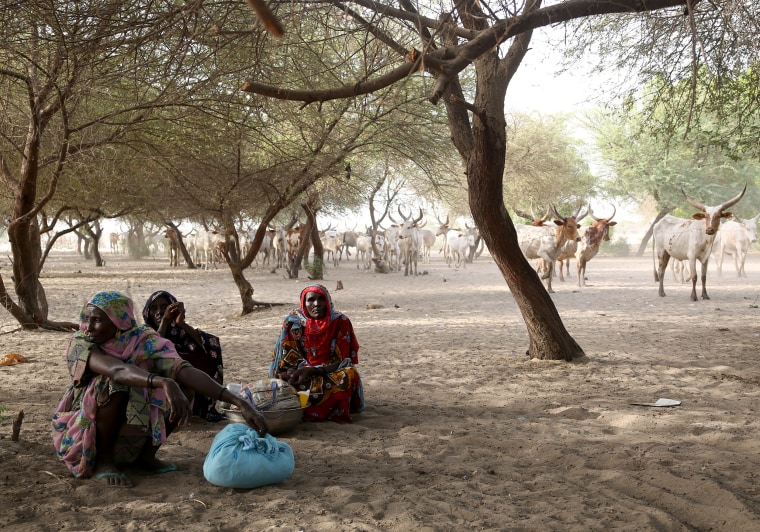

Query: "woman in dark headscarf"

xmin=52 ymin=291 xmax=266 ymax=488
xmin=142 ymin=290 xmax=224 ymax=421
xmin=269 ymin=284 xmax=364 ymax=423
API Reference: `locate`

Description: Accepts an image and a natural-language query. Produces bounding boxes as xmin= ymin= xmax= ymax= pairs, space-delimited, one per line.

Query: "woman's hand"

xmin=161 ymin=302 xmax=185 ymax=327
xmin=227 ymin=394 xmax=268 ymax=436
xmin=287 ymin=366 xmax=317 ymax=387
xmin=160 ymin=378 xmax=191 ymax=425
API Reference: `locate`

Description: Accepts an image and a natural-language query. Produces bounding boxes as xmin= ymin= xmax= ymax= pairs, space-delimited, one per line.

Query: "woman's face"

xmin=303 ymin=291 xmax=327 ymax=319
xmin=83 ymin=305 xmax=118 ymax=344
xmin=148 ymin=295 xmax=170 ymax=325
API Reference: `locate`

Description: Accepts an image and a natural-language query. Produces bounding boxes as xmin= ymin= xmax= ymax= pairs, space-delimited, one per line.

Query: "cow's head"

xmin=550 ymin=204 xmax=588 ymax=242
xmin=683 ymin=185 xmax=746 ymax=236
xmin=435 ymin=214 xmax=450 ymax=236
xmin=734 ymin=213 xmax=760 ymax=244
xmin=589 ymin=205 xmax=617 ymax=241
xmin=513 ymin=204 xmax=550 ymax=226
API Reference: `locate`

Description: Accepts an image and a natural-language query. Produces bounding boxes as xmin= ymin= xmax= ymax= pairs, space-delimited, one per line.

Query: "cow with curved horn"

xmin=575 ymin=205 xmax=617 ymax=287
xmin=513 ymin=204 xmax=552 ymax=227
xmin=516 ymin=204 xmax=587 ymax=293
xmin=554 ymin=205 xmax=589 ymax=281
xmin=435 ymin=214 xmax=452 ymax=256
xmin=653 ymin=185 xmax=746 ymax=300
xmin=418 ymin=220 xmax=436 ymax=264
xmin=397 ymin=206 xmax=423 ymax=276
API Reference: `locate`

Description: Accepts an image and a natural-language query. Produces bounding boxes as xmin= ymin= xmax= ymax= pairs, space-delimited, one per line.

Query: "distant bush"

xmin=600 ymin=236 xmax=631 ymax=257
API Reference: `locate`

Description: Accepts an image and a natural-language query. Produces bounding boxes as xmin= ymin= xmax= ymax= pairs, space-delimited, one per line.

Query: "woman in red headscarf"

xmin=269 ymin=284 xmax=364 ymax=422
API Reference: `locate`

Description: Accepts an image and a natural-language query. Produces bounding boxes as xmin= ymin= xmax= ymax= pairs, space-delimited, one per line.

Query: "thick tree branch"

xmin=241 ymin=62 xmax=419 ymax=101
xmin=246 ymin=0 xmax=691 ymax=105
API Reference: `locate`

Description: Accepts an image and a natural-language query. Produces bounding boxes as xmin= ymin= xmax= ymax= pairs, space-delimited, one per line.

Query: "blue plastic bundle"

xmin=203 ymin=423 xmax=295 ymax=489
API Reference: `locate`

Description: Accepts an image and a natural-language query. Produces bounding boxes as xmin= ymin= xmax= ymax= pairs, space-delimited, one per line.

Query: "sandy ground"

xmin=1 ymin=248 xmax=760 ymax=531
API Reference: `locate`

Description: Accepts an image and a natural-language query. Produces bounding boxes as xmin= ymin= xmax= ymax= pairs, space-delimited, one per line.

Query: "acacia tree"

xmin=0 ymin=1 xmax=239 ymax=329
xmin=242 ymin=0 xmax=711 ymax=360
xmin=591 ymin=103 xmax=760 ymax=255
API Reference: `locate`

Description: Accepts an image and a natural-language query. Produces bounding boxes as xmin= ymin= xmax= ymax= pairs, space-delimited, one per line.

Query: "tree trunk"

xmin=7 ymin=216 xmax=48 ymax=328
xmin=446 ymin=42 xmax=584 ymax=361
xmin=304 ymin=202 xmax=324 ymax=280
xmin=635 ymin=208 xmax=670 ymax=256
xmin=287 ymin=223 xmax=312 ymax=279
xmin=229 ymin=261 xmax=256 ymax=314
xmin=85 ymin=223 xmax=105 ymax=267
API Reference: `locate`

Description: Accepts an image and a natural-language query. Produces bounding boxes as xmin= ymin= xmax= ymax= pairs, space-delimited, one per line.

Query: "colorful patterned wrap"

xmin=269 ymin=284 xmax=364 ymax=422
xmin=142 ymin=290 xmax=224 ymax=418
xmin=51 ymin=291 xmax=191 ymax=478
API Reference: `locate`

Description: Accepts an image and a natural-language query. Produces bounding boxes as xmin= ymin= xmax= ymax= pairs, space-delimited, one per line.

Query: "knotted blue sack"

xmin=203 ymin=423 xmax=295 ymax=489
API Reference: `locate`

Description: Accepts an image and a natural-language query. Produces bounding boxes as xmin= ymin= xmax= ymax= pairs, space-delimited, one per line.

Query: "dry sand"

xmin=1 ymin=249 xmax=760 ymax=531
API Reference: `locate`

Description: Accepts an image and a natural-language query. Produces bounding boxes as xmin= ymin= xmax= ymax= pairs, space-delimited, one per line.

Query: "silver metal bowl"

xmin=223 ymin=406 xmax=304 ymax=436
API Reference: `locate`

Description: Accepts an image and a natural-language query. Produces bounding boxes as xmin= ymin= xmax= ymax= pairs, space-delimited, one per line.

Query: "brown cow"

xmin=516 ymin=205 xmax=588 ymax=293
xmin=109 ymin=232 xmax=119 ymax=253
xmin=165 ymin=228 xmax=180 ymax=267
xmin=575 ymin=206 xmax=617 ymax=287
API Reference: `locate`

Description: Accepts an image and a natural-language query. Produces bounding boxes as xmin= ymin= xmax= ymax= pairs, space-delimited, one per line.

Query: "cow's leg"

xmin=540 ymin=254 xmax=555 ymax=293
xmin=739 ymin=248 xmax=748 ymax=277
xmin=733 ymin=250 xmax=742 ymax=277
xmin=657 ymin=251 xmax=670 ymax=297
xmin=699 ymin=259 xmax=709 ymax=300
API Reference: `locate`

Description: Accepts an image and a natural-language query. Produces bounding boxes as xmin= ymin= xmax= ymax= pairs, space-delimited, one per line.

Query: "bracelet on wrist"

xmin=147 ymin=373 xmax=156 ymax=388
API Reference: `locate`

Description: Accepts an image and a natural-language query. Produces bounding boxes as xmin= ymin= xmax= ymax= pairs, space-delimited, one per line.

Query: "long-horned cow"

xmin=419 ymin=222 xmax=436 ymax=264
xmin=712 ymin=213 xmax=759 ymax=277
xmin=575 ymin=205 xmax=617 ymax=287
xmin=653 ymin=185 xmax=746 ymax=300
xmin=164 ymin=228 xmax=181 ymax=267
xmin=516 ymin=204 xmax=587 ymax=293
xmin=397 ymin=206 xmax=423 ymax=276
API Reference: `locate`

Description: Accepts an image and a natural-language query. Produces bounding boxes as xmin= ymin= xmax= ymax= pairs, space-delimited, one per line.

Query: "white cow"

xmin=355 ymin=234 xmax=372 ymax=269
xmin=193 ymin=229 xmax=224 ymax=270
xmin=712 ymin=213 xmax=760 ymax=277
xmin=653 ymin=186 xmax=746 ymax=300
xmin=446 ymin=233 xmax=475 ymax=268
xmin=272 ymin=226 xmax=288 ymax=268
xmin=253 ymin=231 xmax=273 ymax=267
xmin=382 ymin=224 xmax=401 ymax=271
xmin=397 ymin=207 xmax=423 ymax=276
xmin=420 ymin=228 xmax=436 ymax=264
xmin=516 ymin=205 xmax=587 ymax=293
xmin=320 ymin=230 xmax=341 ymax=268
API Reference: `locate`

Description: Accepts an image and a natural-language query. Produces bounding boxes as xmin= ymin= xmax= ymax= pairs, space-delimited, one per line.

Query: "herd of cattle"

xmin=107 ymin=207 xmax=481 ymax=277
xmin=105 ymin=187 xmax=758 ymax=301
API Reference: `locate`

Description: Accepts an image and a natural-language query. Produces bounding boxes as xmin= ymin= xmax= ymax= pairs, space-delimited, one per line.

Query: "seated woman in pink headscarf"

xmin=52 ymin=291 xmax=267 ymax=488
xmin=269 ymin=284 xmax=364 ymax=423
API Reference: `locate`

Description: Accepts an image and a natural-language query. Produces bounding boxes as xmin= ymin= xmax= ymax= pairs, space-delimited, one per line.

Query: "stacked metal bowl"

xmin=221 ymin=378 xmax=303 ymax=436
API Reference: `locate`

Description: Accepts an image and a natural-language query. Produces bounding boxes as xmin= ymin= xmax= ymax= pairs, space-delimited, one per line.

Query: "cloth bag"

xmin=203 ymin=423 xmax=295 ymax=489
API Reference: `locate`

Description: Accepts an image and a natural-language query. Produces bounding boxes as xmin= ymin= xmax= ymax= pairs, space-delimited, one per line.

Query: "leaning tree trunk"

xmin=6 ymin=217 xmax=47 ymax=327
xmin=166 ymin=221 xmax=196 ymax=269
xmin=304 ymin=201 xmax=324 ymax=280
xmin=444 ymin=31 xmax=584 ymax=361
xmin=3 ymin=212 xmax=76 ymax=331
xmin=635 ymin=208 xmax=670 ymax=257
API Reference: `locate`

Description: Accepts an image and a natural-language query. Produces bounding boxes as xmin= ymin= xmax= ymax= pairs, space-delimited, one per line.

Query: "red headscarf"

xmin=299 ymin=284 xmax=338 ymax=361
